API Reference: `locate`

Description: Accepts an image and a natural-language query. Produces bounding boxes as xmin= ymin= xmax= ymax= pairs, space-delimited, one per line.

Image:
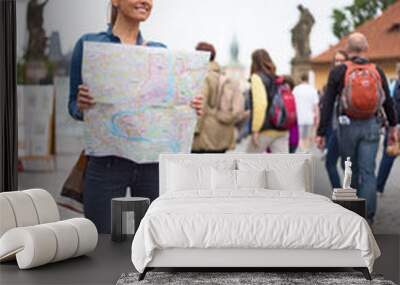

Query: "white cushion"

xmin=42 ymin=221 xmax=79 ymax=262
xmin=236 ymin=169 xmax=267 ymax=189
xmin=0 ymin=218 xmax=97 ymax=269
xmin=0 ymin=189 xmax=98 ymax=269
xmin=237 ymin=159 xmax=308 ymax=192
xmin=0 ymin=226 xmax=57 ymax=269
xmin=165 ymin=157 xmax=236 ymax=170
xmin=266 ymin=169 xmax=306 ymax=191
xmin=159 ymin=154 xmax=313 ymax=195
xmin=24 ymin=189 xmax=60 ymax=223
xmin=0 ymin=190 xmax=59 ymax=235
xmin=166 ymin=162 xmax=212 ymax=191
xmin=160 ymin=155 xmax=237 ymax=194
xmin=211 ymin=169 xmax=268 ymax=191
xmin=64 ymin=218 xmax=98 ymax=257
xmin=212 ymin=168 xmax=237 ymax=191
xmin=0 ymin=191 xmax=39 ymax=227
xmin=0 ymin=196 xmax=16 ymax=237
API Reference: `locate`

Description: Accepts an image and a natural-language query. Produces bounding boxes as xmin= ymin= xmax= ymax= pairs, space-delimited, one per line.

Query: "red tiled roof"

xmin=312 ymin=0 xmax=400 ymax=64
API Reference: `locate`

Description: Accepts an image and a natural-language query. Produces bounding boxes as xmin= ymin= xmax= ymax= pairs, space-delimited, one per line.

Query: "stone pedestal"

xmin=291 ymin=58 xmax=312 ymax=85
xmin=24 ymin=60 xmax=50 ymax=84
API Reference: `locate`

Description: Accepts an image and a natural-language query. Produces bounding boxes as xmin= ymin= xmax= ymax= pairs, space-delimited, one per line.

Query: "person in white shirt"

xmin=293 ymin=73 xmax=319 ymax=152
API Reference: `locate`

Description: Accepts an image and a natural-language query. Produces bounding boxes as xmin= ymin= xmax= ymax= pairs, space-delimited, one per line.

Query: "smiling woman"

xmin=68 ymin=0 xmax=204 ymax=234
xmin=110 ymin=0 xmax=153 ymax=44
xmin=111 ymin=0 xmax=152 ymax=22
xmin=68 ymin=0 xmax=161 ymax=234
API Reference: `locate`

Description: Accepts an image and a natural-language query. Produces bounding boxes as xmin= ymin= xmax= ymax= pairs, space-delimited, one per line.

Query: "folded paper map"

xmin=82 ymin=42 xmax=209 ymax=163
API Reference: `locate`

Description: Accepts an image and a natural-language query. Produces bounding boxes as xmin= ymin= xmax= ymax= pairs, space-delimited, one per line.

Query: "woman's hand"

xmin=315 ymin=136 xmax=325 ymax=150
xmin=242 ymin=110 xmax=251 ymax=120
xmin=190 ymin=95 xmax=204 ymax=117
xmin=251 ymin=132 xmax=260 ymax=147
xmin=77 ymin=85 xmax=95 ymax=112
xmin=388 ymin=127 xmax=399 ymax=146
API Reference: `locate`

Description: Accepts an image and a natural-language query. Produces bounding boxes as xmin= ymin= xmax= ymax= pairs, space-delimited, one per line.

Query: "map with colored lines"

xmin=82 ymin=42 xmax=209 ymax=163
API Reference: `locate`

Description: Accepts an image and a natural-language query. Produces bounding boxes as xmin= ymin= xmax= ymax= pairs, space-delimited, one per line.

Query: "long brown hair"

xmin=110 ymin=2 xmax=118 ymax=27
xmin=250 ymin=49 xmax=276 ymax=77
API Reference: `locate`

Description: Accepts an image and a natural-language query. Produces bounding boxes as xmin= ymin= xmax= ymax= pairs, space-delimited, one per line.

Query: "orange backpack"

xmin=341 ymin=62 xmax=385 ymax=119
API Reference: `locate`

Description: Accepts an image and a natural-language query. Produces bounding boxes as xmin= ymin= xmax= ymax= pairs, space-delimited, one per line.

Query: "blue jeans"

xmin=83 ymin=156 xmax=159 ymax=234
xmin=325 ymin=129 xmax=341 ymax=189
xmin=338 ymin=118 xmax=380 ymax=222
xmin=377 ymin=132 xmax=397 ymax=193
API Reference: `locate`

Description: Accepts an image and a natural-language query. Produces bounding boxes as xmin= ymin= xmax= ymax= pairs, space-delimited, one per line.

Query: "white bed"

xmin=131 ymin=154 xmax=380 ymax=280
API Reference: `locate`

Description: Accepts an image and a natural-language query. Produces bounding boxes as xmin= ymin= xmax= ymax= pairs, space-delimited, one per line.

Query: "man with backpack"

xmin=192 ymin=42 xmax=245 ymax=153
xmin=376 ymin=67 xmax=400 ymax=196
xmin=316 ymin=33 xmax=398 ymax=224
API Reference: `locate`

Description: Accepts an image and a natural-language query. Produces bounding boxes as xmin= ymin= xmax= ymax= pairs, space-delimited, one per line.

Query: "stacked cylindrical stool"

xmin=0 ymin=189 xmax=98 ymax=269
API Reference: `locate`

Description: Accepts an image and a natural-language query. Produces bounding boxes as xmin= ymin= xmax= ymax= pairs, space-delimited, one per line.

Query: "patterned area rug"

xmin=116 ymin=272 xmax=396 ymax=285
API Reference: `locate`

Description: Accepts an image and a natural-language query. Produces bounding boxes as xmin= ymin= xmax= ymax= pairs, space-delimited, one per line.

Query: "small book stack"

xmin=332 ymin=188 xmax=358 ymax=200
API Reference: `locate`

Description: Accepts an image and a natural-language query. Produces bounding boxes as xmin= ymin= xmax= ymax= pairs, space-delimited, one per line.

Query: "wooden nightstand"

xmin=332 ymin=198 xmax=366 ymax=218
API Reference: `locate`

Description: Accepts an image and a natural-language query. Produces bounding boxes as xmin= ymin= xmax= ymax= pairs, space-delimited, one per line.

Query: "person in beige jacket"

xmin=192 ymin=42 xmax=246 ymax=153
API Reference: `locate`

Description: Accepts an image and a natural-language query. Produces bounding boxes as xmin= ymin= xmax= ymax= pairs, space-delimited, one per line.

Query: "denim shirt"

xmin=68 ymin=25 xmax=167 ymax=121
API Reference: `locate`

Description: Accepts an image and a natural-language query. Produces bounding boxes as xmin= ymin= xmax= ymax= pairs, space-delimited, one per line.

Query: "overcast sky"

xmin=16 ymin=0 xmax=352 ymax=74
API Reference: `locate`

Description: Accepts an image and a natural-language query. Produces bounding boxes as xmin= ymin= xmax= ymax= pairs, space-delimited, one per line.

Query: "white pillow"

xmin=266 ymin=168 xmax=306 ymax=191
xmin=165 ymin=158 xmax=236 ymax=171
xmin=236 ymin=169 xmax=267 ymax=189
xmin=167 ymin=162 xmax=212 ymax=191
xmin=237 ymin=159 xmax=308 ymax=192
xmin=212 ymin=168 xmax=237 ymax=191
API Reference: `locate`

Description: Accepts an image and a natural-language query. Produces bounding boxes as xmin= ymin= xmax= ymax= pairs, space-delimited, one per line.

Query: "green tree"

xmin=332 ymin=0 xmax=397 ymax=39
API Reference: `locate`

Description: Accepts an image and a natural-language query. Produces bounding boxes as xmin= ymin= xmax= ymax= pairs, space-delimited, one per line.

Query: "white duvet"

xmin=131 ymin=190 xmax=380 ymax=273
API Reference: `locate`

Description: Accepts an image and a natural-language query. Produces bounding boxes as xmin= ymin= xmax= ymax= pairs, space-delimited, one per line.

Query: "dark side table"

xmin=111 ymin=197 xmax=150 ymax=242
xmin=332 ymin=198 xmax=366 ymax=218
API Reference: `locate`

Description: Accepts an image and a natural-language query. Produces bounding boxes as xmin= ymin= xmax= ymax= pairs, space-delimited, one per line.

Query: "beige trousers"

xmin=246 ymin=132 xmax=289 ymax=154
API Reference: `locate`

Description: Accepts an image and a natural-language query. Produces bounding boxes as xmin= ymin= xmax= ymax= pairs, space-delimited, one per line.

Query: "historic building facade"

xmin=311 ymin=1 xmax=400 ymax=91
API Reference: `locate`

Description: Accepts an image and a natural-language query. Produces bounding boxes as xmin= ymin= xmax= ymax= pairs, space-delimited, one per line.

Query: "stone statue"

xmin=25 ymin=0 xmax=49 ymax=60
xmin=291 ymin=5 xmax=315 ymax=60
xmin=342 ymin=157 xmax=352 ymax=189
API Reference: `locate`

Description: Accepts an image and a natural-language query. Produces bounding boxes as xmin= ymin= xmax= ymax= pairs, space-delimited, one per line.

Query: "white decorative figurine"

xmin=343 ymin=157 xmax=352 ymax=190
